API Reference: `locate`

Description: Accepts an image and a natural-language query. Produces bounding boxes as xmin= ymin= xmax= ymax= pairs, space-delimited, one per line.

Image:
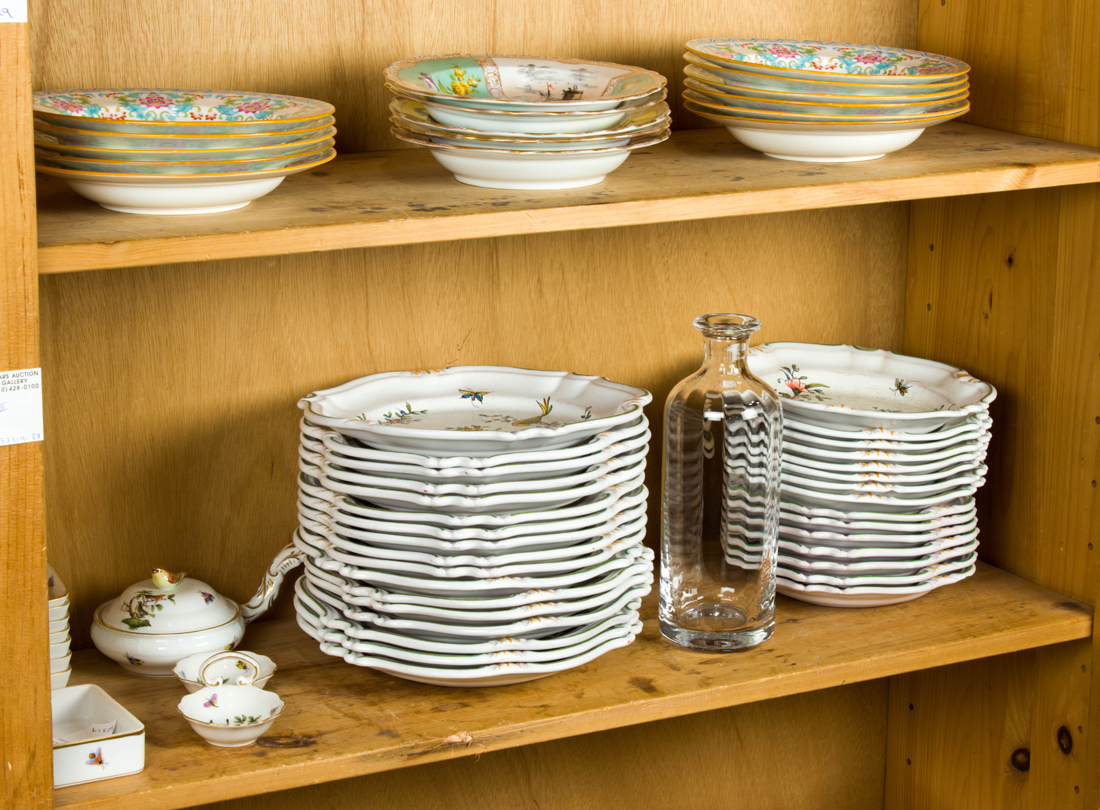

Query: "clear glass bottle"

xmin=660 ymin=313 xmax=783 ymax=651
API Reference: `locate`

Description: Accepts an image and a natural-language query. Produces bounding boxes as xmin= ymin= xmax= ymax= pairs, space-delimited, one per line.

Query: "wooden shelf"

xmin=56 ymin=562 xmax=1091 ymax=810
xmin=35 ymin=122 xmax=1100 ymax=275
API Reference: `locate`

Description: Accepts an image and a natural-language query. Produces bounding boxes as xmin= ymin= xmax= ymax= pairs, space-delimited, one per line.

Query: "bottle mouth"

xmin=693 ymin=313 xmax=761 ymax=339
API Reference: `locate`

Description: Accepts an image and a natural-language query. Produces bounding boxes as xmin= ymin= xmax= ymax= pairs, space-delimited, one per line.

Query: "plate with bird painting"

xmin=384 ymin=54 xmax=666 ymax=111
xmin=299 ymin=366 xmax=652 ymax=455
xmin=747 ymin=343 xmax=995 ymax=431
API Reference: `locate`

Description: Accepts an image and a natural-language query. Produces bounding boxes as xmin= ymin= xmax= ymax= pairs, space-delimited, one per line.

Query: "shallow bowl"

xmin=415 ymin=95 xmax=666 ymax=135
xmin=35 ymin=133 xmax=334 ymax=163
xmin=36 ymin=148 xmax=334 ymax=215
xmin=384 ymin=54 xmax=665 ymax=111
xmin=178 ymin=684 xmax=284 ymax=747
xmin=173 ymin=650 xmax=277 ymax=693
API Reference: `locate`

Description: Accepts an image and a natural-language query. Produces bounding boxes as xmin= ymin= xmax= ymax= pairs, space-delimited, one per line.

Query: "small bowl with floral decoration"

xmin=173 ymin=650 xmax=276 ymax=694
xmin=177 ymin=652 xmax=284 ymax=747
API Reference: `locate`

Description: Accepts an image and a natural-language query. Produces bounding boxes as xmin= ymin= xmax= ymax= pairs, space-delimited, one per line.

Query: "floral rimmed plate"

xmin=684 ymin=79 xmax=967 ymax=117
xmin=683 ymin=88 xmax=969 ymax=122
xmin=34 ymin=89 xmax=334 ymax=128
xmin=34 ymin=119 xmax=336 ymax=150
xmin=682 ymin=65 xmax=969 ymax=104
xmin=300 ymin=366 xmax=652 ymax=455
xmin=685 ymin=39 xmax=970 ymax=82
xmin=749 ymin=343 xmax=995 ymax=427
xmin=384 ymin=54 xmax=666 ymax=111
xmin=682 ymin=52 xmax=970 ymax=96
xmin=389 ymin=96 xmax=669 ymax=141
xmin=35 ymin=142 xmax=334 ymax=175
xmin=35 ymin=132 xmax=336 ymax=163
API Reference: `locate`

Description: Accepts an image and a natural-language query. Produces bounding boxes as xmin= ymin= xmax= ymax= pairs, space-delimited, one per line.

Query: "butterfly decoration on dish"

xmin=204 ymin=693 xmax=218 ymax=708
xmin=86 ymin=747 xmax=106 ymax=768
xmin=460 ymin=389 xmax=490 ymax=405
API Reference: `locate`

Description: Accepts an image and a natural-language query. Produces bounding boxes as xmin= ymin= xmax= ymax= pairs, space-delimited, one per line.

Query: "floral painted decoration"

xmin=33 ymin=89 xmax=333 ymax=122
xmin=777 ymin=365 xmax=831 ymax=402
xmin=686 ymin=39 xmax=969 ymax=78
xmin=119 ymin=589 xmax=176 ymax=629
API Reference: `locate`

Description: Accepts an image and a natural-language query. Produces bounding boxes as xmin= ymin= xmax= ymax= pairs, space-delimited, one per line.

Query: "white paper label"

xmin=0 ymin=2 xmax=27 ymax=22
xmin=0 ymin=367 xmax=43 ymax=446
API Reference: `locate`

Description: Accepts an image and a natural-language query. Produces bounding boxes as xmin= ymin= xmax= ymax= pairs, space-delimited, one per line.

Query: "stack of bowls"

xmin=743 ymin=343 xmax=994 ymax=608
xmin=292 ymin=366 xmax=654 ymax=686
xmin=384 ymin=54 xmax=670 ymax=189
xmin=47 ymin=563 xmax=72 ymax=689
xmin=33 ymin=89 xmax=336 ymax=214
xmin=682 ymin=39 xmax=970 ymax=162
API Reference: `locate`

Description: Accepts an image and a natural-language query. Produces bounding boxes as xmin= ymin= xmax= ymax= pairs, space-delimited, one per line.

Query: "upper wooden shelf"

xmin=56 ymin=562 xmax=1091 ymax=810
xmin=35 ymin=123 xmax=1100 ymax=274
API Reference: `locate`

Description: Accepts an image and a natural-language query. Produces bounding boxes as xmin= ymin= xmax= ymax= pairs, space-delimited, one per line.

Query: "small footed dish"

xmin=178 ymin=652 xmax=284 ymax=747
xmin=173 ymin=650 xmax=277 ymax=693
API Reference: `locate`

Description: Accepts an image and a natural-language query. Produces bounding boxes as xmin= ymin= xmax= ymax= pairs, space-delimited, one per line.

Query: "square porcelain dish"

xmin=52 ymin=685 xmax=145 ymax=788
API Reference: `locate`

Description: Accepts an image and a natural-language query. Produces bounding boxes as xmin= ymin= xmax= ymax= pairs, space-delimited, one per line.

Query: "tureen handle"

xmin=241 ymin=541 xmax=305 ymax=625
xmin=200 ymin=651 xmax=259 ymax=688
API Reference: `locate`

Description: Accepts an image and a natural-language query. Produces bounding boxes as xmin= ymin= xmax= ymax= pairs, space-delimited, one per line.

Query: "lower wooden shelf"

xmin=55 ymin=562 xmax=1091 ymax=810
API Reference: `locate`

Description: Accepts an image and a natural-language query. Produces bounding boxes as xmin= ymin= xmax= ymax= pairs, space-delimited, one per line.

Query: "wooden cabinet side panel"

xmin=886 ymin=643 xmax=1092 ymax=810
xmin=190 ymin=681 xmax=888 ymax=810
xmin=0 ymin=21 xmax=51 ymax=810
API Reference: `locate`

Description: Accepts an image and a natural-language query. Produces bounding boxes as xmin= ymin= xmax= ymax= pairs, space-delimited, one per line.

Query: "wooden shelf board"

xmin=55 ymin=562 xmax=1091 ymax=810
xmin=35 ymin=123 xmax=1100 ymax=274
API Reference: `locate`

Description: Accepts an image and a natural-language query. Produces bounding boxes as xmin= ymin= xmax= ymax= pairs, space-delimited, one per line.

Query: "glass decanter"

xmin=660 ymin=313 xmax=783 ymax=651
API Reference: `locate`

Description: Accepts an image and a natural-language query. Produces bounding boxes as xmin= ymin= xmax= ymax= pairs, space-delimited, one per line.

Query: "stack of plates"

xmin=33 ymin=88 xmax=336 ymax=214
xmin=47 ymin=563 xmax=72 ymax=689
xmin=292 ymin=366 xmax=654 ymax=686
xmin=384 ymin=54 xmax=670 ymax=189
xmin=746 ymin=343 xmax=994 ymax=608
xmin=682 ymin=39 xmax=970 ymax=162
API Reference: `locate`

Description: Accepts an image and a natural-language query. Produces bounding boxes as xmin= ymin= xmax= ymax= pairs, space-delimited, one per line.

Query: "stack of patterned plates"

xmin=745 ymin=343 xmax=994 ymax=607
xmin=682 ymin=39 xmax=970 ymax=162
xmin=384 ymin=54 xmax=670 ymax=188
xmin=47 ymin=563 xmax=72 ymax=689
xmin=292 ymin=366 xmax=654 ymax=686
xmin=33 ymin=89 xmax=336 ymax=214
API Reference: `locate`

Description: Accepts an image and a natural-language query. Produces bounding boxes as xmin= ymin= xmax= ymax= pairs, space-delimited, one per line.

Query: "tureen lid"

xmin=96 ymin=569 xmax=240 ymax=634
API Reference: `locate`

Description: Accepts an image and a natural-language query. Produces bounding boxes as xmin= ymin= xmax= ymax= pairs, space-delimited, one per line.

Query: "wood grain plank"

xmin=191 ymin=681 xmax=889 ymax=810
xmin=33 ymin=124 xmax=1100 ymax=274
xmin=886 ymin=641 xmax=1092 ymax=810
xmin=0 ymin=21 xmax=51 ymax=810
xmin=54 ymin=566 xmax=1091 ymax=810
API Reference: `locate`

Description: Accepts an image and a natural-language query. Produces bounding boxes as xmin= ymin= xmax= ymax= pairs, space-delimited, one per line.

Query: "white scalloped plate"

xmin=300 ymin=366 xmax=651 ymax=455
xmin=776 ymin=564 xmax=976 ymax=607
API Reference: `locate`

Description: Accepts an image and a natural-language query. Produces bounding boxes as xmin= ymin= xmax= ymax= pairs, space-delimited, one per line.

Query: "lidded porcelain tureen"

xmin=91 ymin=544 xmax=302 ymax=677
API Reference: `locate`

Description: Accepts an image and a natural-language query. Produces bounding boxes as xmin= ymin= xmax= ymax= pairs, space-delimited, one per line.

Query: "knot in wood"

xmin=1010 ymin=748 xmax=1030 ymax=772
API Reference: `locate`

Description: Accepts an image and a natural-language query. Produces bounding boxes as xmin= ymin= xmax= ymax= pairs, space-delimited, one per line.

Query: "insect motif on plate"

xmin=204 ymin=693 xmax=218 ymax=708
xmin=891 ymin=378 xmax=912 ymax=396
xmin=460 ymin=389 xmax=490 ymax=406
xmin=125 ymin=654 xmax=143 ymax=666
xmin=86 ymin=747 xmax=105 ymax=767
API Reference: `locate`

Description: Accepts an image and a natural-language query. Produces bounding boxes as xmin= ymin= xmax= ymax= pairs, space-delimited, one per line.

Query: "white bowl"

xmin=47 ymin=562 xmax=70 ymax=607
xmin=178 ymin=682 xmax=284 ymax=747
xmin=173 ymin=650 xmax=277 ymax=693
xmin=50 ymin=652 xmax=72 ymax=674
xmin=49 ymin=614 xmax=70 ymax=634
xmin=49 ymin=637 xmax=71 ymax=660
xmin=49 ymin=628 xmax=70 ymax=645
xmin=50 ymin=667 xmax=72 ymax=690
xmin=36 ymin=148 xmax=334 ymax=214
xmin=414 ymin=95 xmax=667 ymax=135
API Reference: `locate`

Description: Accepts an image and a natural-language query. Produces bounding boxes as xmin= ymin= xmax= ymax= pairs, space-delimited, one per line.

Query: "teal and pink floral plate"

xmin=385 ymin=54 xmax=666 ymax=112
xmin=686 ymin=39 xmax=970 ymax=83
xmin=33 ymin=89 xmax=334 ymax=133
xmin=300 ymin=366 xmax=652 ymax=456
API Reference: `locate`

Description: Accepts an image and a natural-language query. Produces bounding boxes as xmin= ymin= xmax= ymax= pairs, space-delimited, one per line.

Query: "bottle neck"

xmin=703 ymin=336 xmax=750 ymax=375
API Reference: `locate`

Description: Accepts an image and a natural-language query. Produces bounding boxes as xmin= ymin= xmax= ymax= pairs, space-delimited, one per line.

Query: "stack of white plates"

xmin=33 ymin=88 xmax=336 ymax=214
xmin=746 ymin=343 xmax=995 ymax=608
xmin=682 ymin=39 xmax=970 ymax=162
xmin=384 ymin=54 xmax=670 ymax=189
xmin=47 ymin=563 xmax=72 ymax=689
xmin=293 ymin=366 xmax=654 ymax=686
